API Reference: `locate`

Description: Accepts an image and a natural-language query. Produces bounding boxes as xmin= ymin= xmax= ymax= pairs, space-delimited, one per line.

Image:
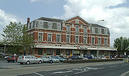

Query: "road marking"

xmin=33 ymin=72 xmax=44 ymax=76
xmin=85 ymin=67 xmax=99 ymax=70
xmin=53 ymin=70 xmax=72 ymax=74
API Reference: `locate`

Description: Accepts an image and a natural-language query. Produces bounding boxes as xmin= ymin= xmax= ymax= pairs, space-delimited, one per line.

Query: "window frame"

xmin=56 ymin=34 xmax=61 ymax=43
xmin=47 ymin=33 xmax=52 ymax=42
xmin=38 ymin=32 xmax=43 ymax=42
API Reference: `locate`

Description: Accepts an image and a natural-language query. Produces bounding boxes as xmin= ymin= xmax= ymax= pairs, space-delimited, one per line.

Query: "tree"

xmin=21 ymin=25 xmax=34 ymax=55
xmin=2 ymin=22 xmax=34 ymax=55
xmin=114 ymin=37 xmax=129 ymax=55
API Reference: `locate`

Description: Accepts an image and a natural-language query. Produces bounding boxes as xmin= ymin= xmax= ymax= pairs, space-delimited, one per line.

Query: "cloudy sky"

xmin=0 ymin=0 xmax=129 ymax=46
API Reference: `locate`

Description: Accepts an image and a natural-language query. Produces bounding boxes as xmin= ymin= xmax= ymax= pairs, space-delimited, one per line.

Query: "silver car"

xmin=17 ymin=55 xmax=42 ymax=64
xmin=41 ymin=56 xmax=51 ymax=63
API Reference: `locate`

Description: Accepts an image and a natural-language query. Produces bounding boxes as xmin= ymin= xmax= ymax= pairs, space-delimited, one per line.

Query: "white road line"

xmin=53 ymin=70 xmax=72 ymax=74
xmin=33 ymin=72 xmax=44 ymax=76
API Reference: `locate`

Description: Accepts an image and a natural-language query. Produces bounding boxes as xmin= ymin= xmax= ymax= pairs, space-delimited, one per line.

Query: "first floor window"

xmin=66 ymin=35 xmax=70 ymax=43
xmin=92 ymin=37 xmax=95 ymax=45
xmin=98 ymin=38 xmax=101 ymax=45
xmin=38 ymin=33 xmax=43 ymax=41
xmin=104 ymin=38 xmax=108 ymax=45
xmin=56 ymin=34 xmax=61 ymax=42
xmin=48 ymin=34 xmax=52 ymax=42
xmin=75 ymin=36 xmax=79 ymax=43
xmin=83 ymin=37 xmax=87 ymax=44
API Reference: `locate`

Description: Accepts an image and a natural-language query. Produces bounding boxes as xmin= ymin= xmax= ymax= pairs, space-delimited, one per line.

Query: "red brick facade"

xmin=27 ymin=16 xmax=111 ymax=57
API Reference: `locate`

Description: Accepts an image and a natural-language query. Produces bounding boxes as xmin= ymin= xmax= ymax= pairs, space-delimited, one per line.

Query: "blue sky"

xmin=0 ymin=0 xmax=66 ymax=21
xmin=0 ymin=0 xmax=129 ymax=46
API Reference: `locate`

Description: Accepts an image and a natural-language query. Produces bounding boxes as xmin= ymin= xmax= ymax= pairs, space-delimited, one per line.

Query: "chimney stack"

xmin=27 ymin=17 xmax=30 ymax=24
xmin=27 ymin=17 xmax=30 ymax=28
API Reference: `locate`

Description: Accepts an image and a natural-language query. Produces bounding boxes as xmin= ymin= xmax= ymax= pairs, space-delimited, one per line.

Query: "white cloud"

xmin=63 ymin=0 xmax=129 ymax=46
xmin=0 ymin=9 xmax=19 ymax=40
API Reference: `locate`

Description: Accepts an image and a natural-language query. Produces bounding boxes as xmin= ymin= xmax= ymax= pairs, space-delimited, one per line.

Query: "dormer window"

xmin=52 ymin=23 xmax=57 ymax=29
xmin=44 ymin=22 xmax=48 ymax=28
xmin=101 ymin=28 xmax=105 ymax=34
xmin=95 ymin=28 xmax=98 ymax=34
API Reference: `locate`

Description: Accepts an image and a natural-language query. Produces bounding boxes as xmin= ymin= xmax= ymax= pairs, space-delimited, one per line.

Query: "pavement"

xmin=0 ymin=60 xmax=125 ymax=76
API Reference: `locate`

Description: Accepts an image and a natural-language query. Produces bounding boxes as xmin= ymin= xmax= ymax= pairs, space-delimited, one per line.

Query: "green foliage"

xmin=2 ymin=22 xmax=34 ymax=54
xmin=2 ymin=22 xmax=23 ymax=45
xmin=114 ymin=37 xmax=129 ymax=54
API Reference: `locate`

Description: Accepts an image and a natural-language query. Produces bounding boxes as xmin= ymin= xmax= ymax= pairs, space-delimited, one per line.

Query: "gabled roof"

xmin=66 ymin=16 xmax=89 ymax=24
xmin=36 ymin=17 xmax=64 ymax=22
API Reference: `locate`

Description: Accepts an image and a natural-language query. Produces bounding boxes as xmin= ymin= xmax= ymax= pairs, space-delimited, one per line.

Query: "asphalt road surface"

xmin=18 ymin=63 xmax=129 ymax=76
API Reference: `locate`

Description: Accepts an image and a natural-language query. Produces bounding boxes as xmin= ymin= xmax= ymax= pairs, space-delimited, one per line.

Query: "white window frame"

xmin=98 ymin=37 xmax=101 ymax=45
xmin=38 ymin=32 xmax=43 ymax=42
xmin=84 ymin=26 xmax=87 ymax=35
xmin=66 ymin=25 xmax=70 ymax=33
xmin=47 ymin=33 xmax=52 ymax=42
xmin=75 ymin=25 xmax=79 ymax=33
xmin=104 ymin=38 xmax=108 ymax=45
xmin=83 ymin=36 xmax=87 ymax=44
xmin=75 ymin=35 xmax=79 ymax=43
xmin=56 ymin=34 xmax=61 ymax=43
xmin=66 ymin=34 xmax=70 ymax=43
xmin=92 ymin=37 xmax=95 ymax=45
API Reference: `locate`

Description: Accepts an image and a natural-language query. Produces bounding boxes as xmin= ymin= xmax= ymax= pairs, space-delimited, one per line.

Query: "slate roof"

xmin=91 ymin=24 xmax=107 ymax=28
xmin=36 ymin=17 xmax=64 ymax=22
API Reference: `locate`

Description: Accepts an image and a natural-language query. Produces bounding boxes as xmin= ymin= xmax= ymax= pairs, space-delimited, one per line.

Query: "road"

xmin=0 ymin=60 xmax=128 ymax=76
xmin=18 ymin=62 xmax=129 ymax=76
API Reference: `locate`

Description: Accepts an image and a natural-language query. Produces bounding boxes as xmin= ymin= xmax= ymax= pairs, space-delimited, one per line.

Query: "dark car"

xmin=7 ymin=56 xmax=18 ymax=63
xmin=84 ymin=55 xmax=94 ymax=59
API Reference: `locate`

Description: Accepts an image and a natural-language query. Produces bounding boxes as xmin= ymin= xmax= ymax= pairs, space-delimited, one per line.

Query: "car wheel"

xmin=38 ymin=60 xmax=42 ymax=64
xmin=26 ymin=61 xmax=30 ymax=64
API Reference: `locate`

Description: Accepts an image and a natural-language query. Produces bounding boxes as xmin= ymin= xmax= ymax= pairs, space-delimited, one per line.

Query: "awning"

xmin=35 ymin=45 xmax=77 ymax=49
xmin=87 ymin=47 xmax=117 ymax=51
xmin=35 ymin=44 xmax=117 ymax=51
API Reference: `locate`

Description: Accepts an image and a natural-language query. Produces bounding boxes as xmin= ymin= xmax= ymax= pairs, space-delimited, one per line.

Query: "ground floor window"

xmin=46 ymin=49 xmax=53 ymax=55
xmin=38 ymin=49 xmax=42 ymax=55
xmin=56 ymin=50 xmax=60 ymax=55
xmin=66 ymin=50 xmax=70 ymax=55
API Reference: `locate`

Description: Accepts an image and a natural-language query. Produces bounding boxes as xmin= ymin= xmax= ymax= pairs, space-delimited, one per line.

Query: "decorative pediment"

xmin=66 ymin=16 xmax=88 ymax=25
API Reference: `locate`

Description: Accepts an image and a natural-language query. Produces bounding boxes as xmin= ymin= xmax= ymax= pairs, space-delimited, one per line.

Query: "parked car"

xmin=7 ymin=56 xmax=18 ymax=63
xmin=17 ymin=55 xmax=42 ymax=64
xmin=83 ymin=55 xmax=95 ymax=59
xmin=40 ymin=56 xmax=51 ymax=63
xmin=50 ymin=56 xmax=60 ymax=63
xmin=51 ymin=56 xmax=66 ymax=62
xmin=68 ymin=55 xmax=83 ymax=60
